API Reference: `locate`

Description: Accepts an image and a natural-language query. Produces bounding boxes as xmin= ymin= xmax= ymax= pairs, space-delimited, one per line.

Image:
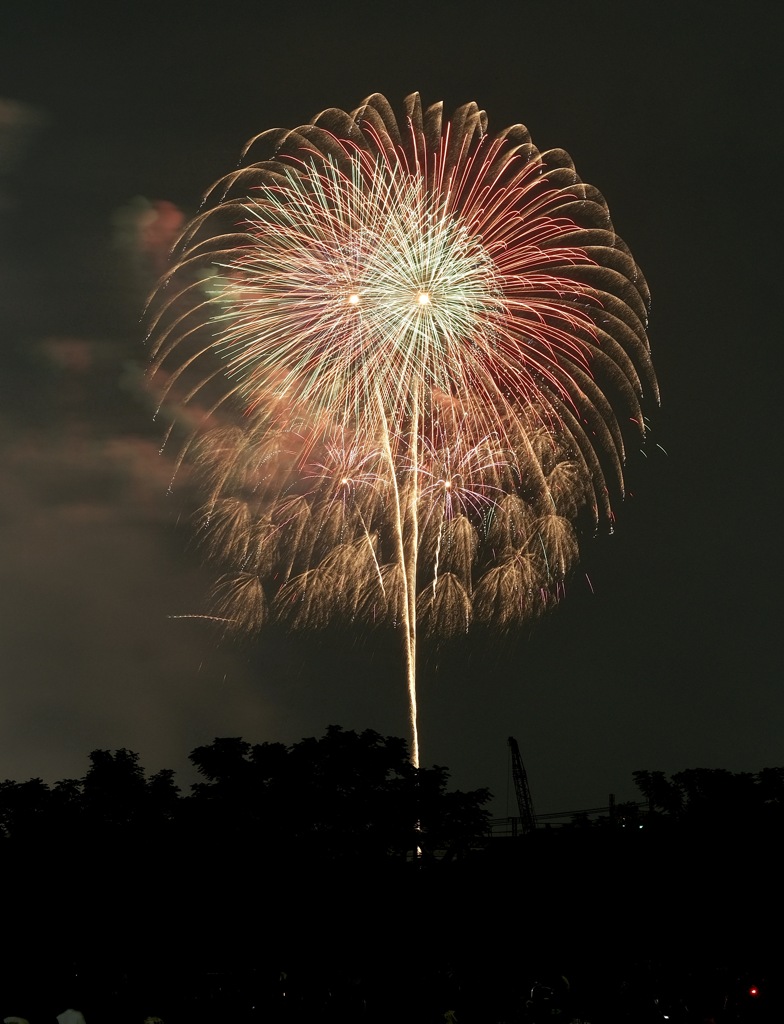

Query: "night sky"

xmin=1 ymin=1 xmax=780 ymax=818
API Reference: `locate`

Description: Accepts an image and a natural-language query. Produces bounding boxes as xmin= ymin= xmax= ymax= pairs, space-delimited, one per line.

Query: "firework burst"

xmin=148 ymin=93 xmax=658 ymax=766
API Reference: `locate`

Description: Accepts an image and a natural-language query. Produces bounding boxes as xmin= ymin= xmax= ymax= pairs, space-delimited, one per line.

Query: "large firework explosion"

xmin=148 ymin=92 xmax=658 ymax=766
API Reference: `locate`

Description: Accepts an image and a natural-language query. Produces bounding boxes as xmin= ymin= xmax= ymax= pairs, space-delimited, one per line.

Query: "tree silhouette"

xmin=632 ymin=769 xmax=683 ymax=817
xmin=632 ymin=766 xmax=784 ymax=831
xmin=187 ymin=726 xmax=490 ymax=863
xmin=0 ymin=728 xmax=490 ymax=868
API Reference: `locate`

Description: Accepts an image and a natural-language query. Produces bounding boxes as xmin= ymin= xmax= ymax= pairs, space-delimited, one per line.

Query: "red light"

xmin=749 ymin=986 xmax=759 ymax=997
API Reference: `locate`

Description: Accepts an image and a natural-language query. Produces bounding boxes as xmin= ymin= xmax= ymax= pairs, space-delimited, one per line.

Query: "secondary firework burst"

xmin=148 ymin=92 xmax=658 ymax=767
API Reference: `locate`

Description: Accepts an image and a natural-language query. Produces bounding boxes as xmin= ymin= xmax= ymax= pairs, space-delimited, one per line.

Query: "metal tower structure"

xmin=508 ymin=736 xmax=536 ymax=834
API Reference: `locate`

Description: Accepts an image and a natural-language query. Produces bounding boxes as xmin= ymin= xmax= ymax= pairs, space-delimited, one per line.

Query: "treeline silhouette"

xmin=631 ymin=767 xmax=784 ymax=827
xmin=3 ymin=739 xmax=784 ymax=1022
xmin=1 ymin=728 xmax=497 ymax=1022
xmin=0 ymin=726 xmax=490 ymax=864
xmin=558 ymin=767 xmax=784 ymax=832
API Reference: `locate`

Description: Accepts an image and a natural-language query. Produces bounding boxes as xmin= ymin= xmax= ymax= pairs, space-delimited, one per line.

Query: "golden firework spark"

xmin=148 ymin=93 xmax=658 ymax=766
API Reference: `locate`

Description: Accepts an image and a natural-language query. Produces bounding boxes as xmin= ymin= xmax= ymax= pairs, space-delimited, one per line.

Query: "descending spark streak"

xmin=148 ymin=92 xmax=658 ymax=767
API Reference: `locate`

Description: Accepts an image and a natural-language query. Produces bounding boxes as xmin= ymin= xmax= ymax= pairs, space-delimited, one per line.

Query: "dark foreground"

xmin=4 ymin=824 xmax=783 ymax=1022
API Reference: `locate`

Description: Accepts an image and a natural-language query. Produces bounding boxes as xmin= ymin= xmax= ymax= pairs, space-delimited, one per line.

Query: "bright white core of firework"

xmin=212 ymin=156 xmax=507 ymax=414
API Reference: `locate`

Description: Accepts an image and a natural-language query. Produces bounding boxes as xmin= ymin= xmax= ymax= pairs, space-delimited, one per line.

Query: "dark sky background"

xmin=1 ymin=1 xmax=780 ymax=818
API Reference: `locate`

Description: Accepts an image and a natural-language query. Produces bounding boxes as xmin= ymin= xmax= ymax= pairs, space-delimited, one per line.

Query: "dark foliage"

xmin=4 ymin=752 xmax=784 ymax=1020
xmin=0 ymin=728 xmax=493 ymax=1021
xmin=0 ymin=726 xmax=490 ymax=863
xmin=632 ymin=766 xmax=784 ymax=831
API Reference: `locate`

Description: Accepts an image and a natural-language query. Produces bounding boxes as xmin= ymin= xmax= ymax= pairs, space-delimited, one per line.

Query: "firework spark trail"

xmin=148 ymin=93 xmax=658 ymax=767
